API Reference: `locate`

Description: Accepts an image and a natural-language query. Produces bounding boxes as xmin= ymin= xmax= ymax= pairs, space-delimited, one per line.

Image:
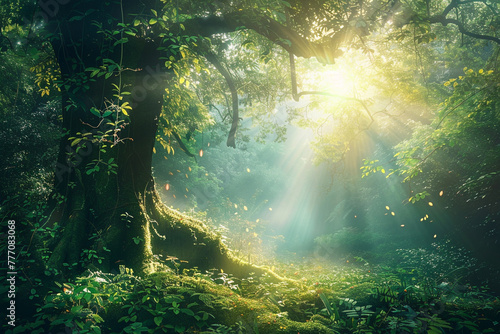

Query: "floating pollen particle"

xmin=199 ymin=149 xmax=204 ymax=157
xmin=385 ymin=206 xmax=390 ymax=210
xmin=165 ymin=184 xmax=170 ymax=191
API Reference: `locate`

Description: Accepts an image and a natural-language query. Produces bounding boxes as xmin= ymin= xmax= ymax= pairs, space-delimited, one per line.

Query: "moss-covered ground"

xmin=7 ymin=252 xmax=500 ymax=334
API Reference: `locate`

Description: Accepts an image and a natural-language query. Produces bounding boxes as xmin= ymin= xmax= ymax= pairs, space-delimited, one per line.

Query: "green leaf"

xmin=175 ymin=325 xmax=186 ymax=333
xmin=149 ymin=18 xmax=157 ymax=25
xmin=71 ymin=138 xmax=83 ymax=146
xmin=90 ymin=107 xmax=101 ymax=117
xmin=154 ymin=317 xmax=162 ymax=326
xmin=113 ymin=37 xmax=128 ymax=47
xmin=71 ymin=305 xmax=84 ymax=314
xmin=92 ymin=314 xmax=104 ymax=323
xmin=181 ymin=308 xmax=195 ymax=316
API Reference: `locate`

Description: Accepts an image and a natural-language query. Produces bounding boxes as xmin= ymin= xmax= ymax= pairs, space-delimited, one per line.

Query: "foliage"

xmin=0 ymin=47 xmax=60 ymax=199
xmin=1 ymin=0 xmax=500 ymax=333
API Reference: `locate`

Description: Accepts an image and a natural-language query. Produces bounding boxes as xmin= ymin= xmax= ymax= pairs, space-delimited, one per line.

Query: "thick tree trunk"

xmin=44 ymin=0 xmax=266 ymax=277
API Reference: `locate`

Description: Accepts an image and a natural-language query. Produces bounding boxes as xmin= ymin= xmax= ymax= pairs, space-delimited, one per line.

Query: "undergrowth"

xmin=2 ymin=195 xmax=499 ymax=333
xmin=3 ymin=254 xmax=500 ymax=334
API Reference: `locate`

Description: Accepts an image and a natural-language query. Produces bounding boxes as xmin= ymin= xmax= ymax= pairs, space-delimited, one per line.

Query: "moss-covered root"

xmin=149 ymin=272 xmax=334 ymax=334
xmin=149 ymin=191 xmax=289 ymax=281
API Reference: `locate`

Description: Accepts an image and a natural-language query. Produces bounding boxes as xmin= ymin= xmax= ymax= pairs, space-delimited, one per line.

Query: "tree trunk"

xmin=44 ymin=0 xmax=263 ymax=277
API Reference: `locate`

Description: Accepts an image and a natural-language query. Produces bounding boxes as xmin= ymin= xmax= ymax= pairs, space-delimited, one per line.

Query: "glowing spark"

xmin=401 ymin=224 xmax=405 ymax=227
xmin=199 ymin=149 xmax=204 ymax=157
xmin=244 ymin=206 xmax=248 ymax=211
xmin=165 ymin=184 xmax=170 ymax=191
xmin=247 ymin=168 xmax=251 ymax=173
xmin=391 ymin=212 xmax=395 ymax=216
xmin=428 ymin=202 xmax=433 ymax=206
xmin=439 ymin=190 xmax=444 ymax=196
xmin=385 ymin=206 xmax=390 ymax=210
xmin=434 ymin=234 xmax=437 ymax=238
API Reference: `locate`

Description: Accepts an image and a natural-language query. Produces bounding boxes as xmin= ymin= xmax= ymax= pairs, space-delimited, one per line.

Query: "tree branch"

xmin=204 ymin=51 xmax=239 ymax=148
xmin=425 ymin=0 xmax=500 ymax=45
xmin=172 ymin=130 xmax=196 ymax=157
xmin=182 ymin=10 xmax=344 ymax=63
xmin=429 ymin=16 xmax=500 ymax=44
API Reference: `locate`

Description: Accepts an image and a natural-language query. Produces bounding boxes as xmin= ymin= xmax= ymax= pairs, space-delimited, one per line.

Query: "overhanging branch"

xmin=204 ymin=52 xmax=239 ymax=148
xmin=182 ymin=10 xmax=344 ymax=63
xmin=429 ymin=16 xmax=500 ymax=44
xmin=172 ymin=130 xmax=196 ymax=157
xmin=424 ymin=0 xmax=500 ymax=45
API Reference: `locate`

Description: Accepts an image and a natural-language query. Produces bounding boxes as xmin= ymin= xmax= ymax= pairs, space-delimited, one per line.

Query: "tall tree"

xmin=39 ymin=0 xmax=355 ymax=276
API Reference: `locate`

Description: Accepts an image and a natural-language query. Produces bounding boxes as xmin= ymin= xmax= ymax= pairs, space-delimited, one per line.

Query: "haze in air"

xmin=1 ymin=0 xmax=499 ymax=333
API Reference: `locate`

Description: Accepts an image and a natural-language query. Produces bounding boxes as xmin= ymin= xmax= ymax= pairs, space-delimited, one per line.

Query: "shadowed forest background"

xmin=1 ymin=0 xmax=499 ymax=333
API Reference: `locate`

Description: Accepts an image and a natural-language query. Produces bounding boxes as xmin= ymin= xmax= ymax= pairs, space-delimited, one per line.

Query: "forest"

xmin=0 ymin=0 xmax=499 ymax=333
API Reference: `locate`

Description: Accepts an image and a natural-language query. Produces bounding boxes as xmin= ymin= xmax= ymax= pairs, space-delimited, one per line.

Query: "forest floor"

xmin=8 ymin=249 xmax=500 ymax=334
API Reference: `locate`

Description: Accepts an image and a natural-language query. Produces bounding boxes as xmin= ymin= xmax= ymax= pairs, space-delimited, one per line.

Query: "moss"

xmin=310 ymin=314 xmax=332 ymax=326
xmin=145 ymin=271 xmax=333 ymax=333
